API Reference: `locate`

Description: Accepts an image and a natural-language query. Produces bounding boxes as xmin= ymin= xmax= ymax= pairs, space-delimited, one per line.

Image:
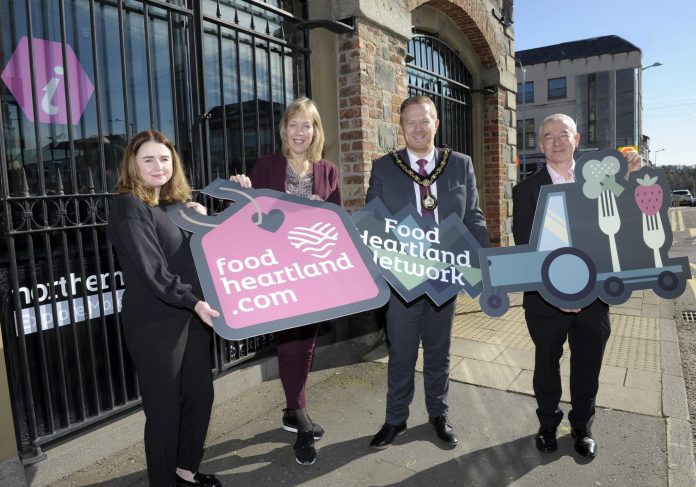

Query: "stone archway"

xmin=409 ymin=0 xmax=515 ymax=246
xmin=335 ymin=0 xmax=514 ymax=246
xmin=408 ymin=0 xmax=498 ymax=67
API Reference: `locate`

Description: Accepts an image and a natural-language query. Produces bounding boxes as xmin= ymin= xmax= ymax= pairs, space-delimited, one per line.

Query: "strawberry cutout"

xmin=634 ymin=174 xmax=663 ymax=216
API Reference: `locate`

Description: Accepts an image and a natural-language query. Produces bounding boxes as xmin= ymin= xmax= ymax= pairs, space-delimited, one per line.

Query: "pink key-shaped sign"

xmin=167 ymin=179 xmax=390 ymax=340
xmin=1 ymin=36 xmax=94 ymax=125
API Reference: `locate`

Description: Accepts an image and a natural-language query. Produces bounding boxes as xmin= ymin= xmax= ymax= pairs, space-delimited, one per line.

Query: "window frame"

xmin=547 ymin=77 xmax=567 ymax=100
xmin=516 ymin=81 xmax=534 ymax=104
xmin=517 ymin=118 xmax=536 ymax=150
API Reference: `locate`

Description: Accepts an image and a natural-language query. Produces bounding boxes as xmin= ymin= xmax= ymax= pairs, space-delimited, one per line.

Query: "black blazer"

xmin=512 ymin=168 xmax=608 ymax=316
xmin=512 ymin=169 xmax=555 ymax=315
xmin=365 ymin=148 xmax=490 ymax=248
xmin=512 ymin=167 xmax=551 ymax=247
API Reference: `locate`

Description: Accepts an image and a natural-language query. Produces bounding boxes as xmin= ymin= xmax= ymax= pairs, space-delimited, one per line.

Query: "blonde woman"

xmin=108 ymin=130 xmax=221 ymax=487
xmin=231 ymin=97 xmax=340 ymax=465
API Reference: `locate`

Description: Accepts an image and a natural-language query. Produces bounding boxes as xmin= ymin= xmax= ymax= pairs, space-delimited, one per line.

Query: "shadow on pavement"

xmin=380 ymin=435 xmax=562 ymax=486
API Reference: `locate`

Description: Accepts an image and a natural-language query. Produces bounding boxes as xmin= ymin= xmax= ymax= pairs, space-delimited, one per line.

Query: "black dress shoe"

xmin=429 ymin=415 xmax=458 ymax=445
xmin=370 ymin=422 xmax=407 ymax=449
xmin=571 ymin=429 xmax=597 ymax=458
xmin=175 ymin=471 xmax=221 ymax=487
xmin=534 ymin=426 xmax=558 ymax=452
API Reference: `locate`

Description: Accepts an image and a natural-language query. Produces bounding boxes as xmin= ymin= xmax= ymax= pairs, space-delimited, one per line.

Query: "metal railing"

xmin=0 ymin=0 xmax=309 ymax=461
xmin=406 ymin=33 xmax=473 ymax=155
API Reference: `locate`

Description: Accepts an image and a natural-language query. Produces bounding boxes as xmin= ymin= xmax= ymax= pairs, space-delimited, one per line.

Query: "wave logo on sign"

xmin=288 ymin=222 xmax=338 ymax=259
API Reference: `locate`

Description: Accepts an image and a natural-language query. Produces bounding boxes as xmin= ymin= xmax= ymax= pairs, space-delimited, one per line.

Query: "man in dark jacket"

xmin=513 ymin=113 xmax=642 ymax=459
xmin=366 ymin=95 xmax=489 ymax=449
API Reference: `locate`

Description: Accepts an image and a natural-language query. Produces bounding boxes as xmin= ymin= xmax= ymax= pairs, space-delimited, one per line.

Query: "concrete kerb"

xmin=444 ymin=292 xmax=696 ymax=486
xmin=660 ymin=307 xmax=696 ymax=487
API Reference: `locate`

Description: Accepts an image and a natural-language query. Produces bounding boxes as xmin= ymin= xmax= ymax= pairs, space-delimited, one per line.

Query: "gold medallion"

xmin=422 ymin=192 xmax=438 ymax=210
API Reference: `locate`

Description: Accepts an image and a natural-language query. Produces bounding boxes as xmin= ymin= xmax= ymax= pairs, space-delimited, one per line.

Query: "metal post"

xmin=516 ymin=58 xmax=527 ymax=178
xmin=642 ymin=62 xmax=663 ymax=167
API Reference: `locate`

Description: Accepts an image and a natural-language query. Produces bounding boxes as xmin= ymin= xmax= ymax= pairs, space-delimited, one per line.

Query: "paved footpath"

xmin=24 ymin=292 xmax=696 ymax=487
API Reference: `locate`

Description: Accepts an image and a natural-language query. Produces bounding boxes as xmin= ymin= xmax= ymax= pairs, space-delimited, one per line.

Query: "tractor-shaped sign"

xmin=479 ymin=149 xmax=691 ymax=316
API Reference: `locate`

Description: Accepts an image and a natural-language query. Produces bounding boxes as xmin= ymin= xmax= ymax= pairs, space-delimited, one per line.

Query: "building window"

xmin=548 ymin=77 xmax=567 ymax=99
xmin=517 ymin=81 xmax=534 ymax=103
xmin=517 ymin=119 xmax=536 ymax=150
xmin=407 ymin=32 xmax=473 ymax=154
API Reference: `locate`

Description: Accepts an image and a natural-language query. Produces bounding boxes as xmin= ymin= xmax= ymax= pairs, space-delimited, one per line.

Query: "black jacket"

xmin=107 ymin=194 xmax=202 ymax=328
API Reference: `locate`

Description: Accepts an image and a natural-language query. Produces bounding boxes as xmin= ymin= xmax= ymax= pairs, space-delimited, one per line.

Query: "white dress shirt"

xmin=407 ymin=148 xmax=440 ymax=222
xmin=546 ymin=161 xmax=576 ymax=184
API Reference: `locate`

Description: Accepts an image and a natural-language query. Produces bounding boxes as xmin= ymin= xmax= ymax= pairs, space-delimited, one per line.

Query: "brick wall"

xmin=483 ymin=90 xmax=509 ymax=246
xmin=337 ymin=20 xmax=409 ymax=213
xmin=335 ymin=1 xmax=515 ymax=246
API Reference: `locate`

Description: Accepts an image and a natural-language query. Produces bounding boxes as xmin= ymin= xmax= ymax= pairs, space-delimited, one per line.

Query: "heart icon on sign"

xmin=253 ymin=209 xmax=284 ymax=232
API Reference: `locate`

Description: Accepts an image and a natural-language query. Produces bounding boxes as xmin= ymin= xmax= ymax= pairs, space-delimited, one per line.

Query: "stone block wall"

xmin=337 ymin=20 xmax=409 ymax=213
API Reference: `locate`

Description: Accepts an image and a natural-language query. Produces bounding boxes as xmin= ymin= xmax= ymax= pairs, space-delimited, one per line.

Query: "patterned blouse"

xmin=285 ymin=162 xmax=314 ymax=198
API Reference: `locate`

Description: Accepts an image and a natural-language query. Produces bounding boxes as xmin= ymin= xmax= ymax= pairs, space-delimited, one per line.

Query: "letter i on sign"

xmin=41 ymin=66 xmax=64 ymax=116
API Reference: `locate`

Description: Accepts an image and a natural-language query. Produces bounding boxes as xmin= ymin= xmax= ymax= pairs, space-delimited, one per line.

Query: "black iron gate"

xmin=407 ymin=32 xmax=473 ymax=155
xmin=0 ymin=0 xmax=309 ymax=461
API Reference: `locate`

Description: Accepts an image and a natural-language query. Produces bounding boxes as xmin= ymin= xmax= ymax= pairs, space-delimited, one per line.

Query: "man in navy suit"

xmin=366 ymin=95 xmax=490 ymax=449
xmin=513 ymin=113 xmax=642 ymax=459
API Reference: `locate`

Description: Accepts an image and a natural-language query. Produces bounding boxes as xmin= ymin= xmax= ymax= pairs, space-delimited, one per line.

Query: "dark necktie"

xmin=417 ymin=159 xmax=435 ymax=220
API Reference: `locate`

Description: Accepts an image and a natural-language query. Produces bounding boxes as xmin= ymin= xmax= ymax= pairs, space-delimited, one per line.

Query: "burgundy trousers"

xmin=275 ymin=323 xmax=319 ymax=409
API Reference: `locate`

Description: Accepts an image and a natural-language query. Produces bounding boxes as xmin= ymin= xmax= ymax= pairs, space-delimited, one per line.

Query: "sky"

xmin=514 ymin=0 xmax=696 ymax=166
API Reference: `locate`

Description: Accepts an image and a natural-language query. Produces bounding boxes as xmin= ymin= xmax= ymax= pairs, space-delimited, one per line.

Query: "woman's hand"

xmin=230 ymin=174 xmax=252 ymax=188
xmin=185 ymin=201 xmax=207 ymax=215
xmin=309 ymin=194 xmax=324 ymax=201
xmin=560 ymin=307 xmax=581 ymax=313
xmin=195 ymin=301 xmax=220 ymax=327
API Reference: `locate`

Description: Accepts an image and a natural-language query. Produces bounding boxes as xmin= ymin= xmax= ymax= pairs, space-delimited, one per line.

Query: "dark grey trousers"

xmin=385 ymin=292 xmax=456 ymax=425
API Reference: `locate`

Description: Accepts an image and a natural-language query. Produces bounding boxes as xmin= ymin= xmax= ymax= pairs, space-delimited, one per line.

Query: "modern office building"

xmin=515 ymin=35 xmax=648 ymax=178
xmin=0 ymin=0 xmax=516 ymax=479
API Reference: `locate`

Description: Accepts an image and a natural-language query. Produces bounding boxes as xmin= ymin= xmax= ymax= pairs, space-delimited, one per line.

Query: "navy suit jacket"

xmin=365 ymin=148 xmax=490 ymax=248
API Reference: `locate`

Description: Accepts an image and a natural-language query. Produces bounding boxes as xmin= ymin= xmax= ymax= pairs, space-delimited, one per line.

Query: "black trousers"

xmin=526 ymin=299 xmax=610 ymax=431
xmin=125 ymin=315 xmax=214 ymax=487
xmin=385 ymin=293 xmax=455 ymax=425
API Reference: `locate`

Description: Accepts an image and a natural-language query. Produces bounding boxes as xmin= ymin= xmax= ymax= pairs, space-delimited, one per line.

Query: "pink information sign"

xmin=1 ymin=36 xmax=94 ymax=125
